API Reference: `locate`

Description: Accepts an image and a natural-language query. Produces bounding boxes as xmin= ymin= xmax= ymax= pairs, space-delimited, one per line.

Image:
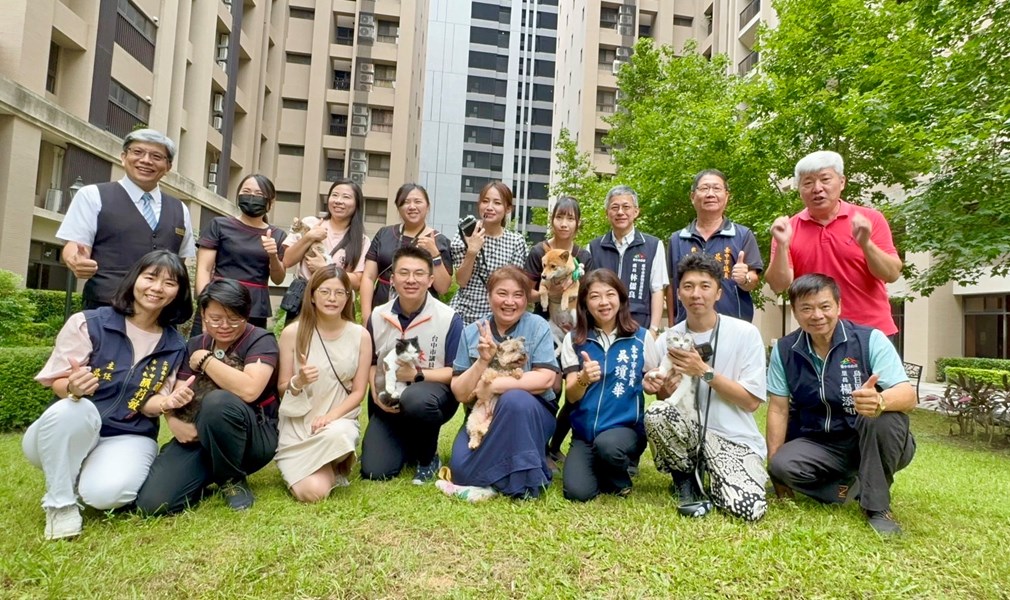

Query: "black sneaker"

xmin=412 ymin=455 xmax=441 ymax=485
xmin=672 ymin=471 xmax=711 ymax=518
xmin=865 ymin=509 xmax=902 ymax=536
xmin=220 ymin=479 xmax=254 ymax=511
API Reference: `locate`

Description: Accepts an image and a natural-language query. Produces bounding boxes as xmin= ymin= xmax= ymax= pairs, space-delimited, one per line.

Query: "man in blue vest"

xmin=58 ymin=129 xmax=196 ymax=309
xmin=766 ymin=273 xmax=916 ymax=536
xmin=587 ymin=185 xmax=668 ymax=331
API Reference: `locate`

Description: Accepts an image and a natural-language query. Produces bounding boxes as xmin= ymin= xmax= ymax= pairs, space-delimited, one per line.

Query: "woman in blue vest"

xmin=560 ymin=269 xmax=662 ymax=501
xmin=137 ymin=279 xmax=280 ymax=514
xmin=25 ymin=250 xmax=193 ymax=540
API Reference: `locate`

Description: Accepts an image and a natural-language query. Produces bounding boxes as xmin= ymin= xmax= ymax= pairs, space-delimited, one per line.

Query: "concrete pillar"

xmin=0 ymin=116 xmax=43 ymax=278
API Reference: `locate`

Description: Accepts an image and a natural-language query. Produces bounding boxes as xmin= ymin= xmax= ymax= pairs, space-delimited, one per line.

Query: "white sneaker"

xmin=45 ymin=505 xmax=82 ymax=540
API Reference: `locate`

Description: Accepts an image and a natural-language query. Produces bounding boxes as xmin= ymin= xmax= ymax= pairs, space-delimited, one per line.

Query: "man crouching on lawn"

xmin=766 ymin=273 xmax=916 ymax=536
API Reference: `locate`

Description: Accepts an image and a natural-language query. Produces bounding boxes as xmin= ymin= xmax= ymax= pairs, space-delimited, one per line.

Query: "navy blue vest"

xmin=588 ymin=231 xmax=660 ymax=328
xmin=85 ymin=182 xmax=186 ymax=308
xmin=777 ymin=319 xmax=874 ymax=441
xmin=569 ymin=327 xmax=648 ymax=442
xmin=82 ymin=307 xmax=187 ymax=439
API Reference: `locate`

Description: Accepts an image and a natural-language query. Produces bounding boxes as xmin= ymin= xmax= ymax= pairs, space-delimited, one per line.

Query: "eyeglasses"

xmin=695 ymin=185 xmax=727 ymax=194
xmin=316 ymin=288 xmax=349 ymax=298
xmin=607 ymin=203 xmax=636 ymax=214
xmin=238 ymin=189 xmax=265 ymax=197
xmin=204 ymin=315 xmax=246 ymax=328
xmin=394 ymin=269 xmax=431 ymax=281
xmin=126 ymin=147 xmax=169 ymax=163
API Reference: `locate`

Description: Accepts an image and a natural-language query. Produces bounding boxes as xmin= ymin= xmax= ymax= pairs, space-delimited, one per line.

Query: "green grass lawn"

xmin=1 ymin=408 xmax=1008 ymax=599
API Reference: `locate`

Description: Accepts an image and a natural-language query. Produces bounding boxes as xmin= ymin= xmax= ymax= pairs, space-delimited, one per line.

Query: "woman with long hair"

xmin=359 ymin=183 xmax=453 ymax=323
xmin=25 ymin=250 xmax=193 ymax=539
xmin=274 ymin=265 xmax=371 ymax=502
xmin=282 ymin=178 xmax=370 ymax=319
xmin=449 ymin=181 xmax=528 ymax=324
xmin=559 ymin=269 xmax=662 ymax=501
xmin=192 ymin=174 xmax=287 ymax=334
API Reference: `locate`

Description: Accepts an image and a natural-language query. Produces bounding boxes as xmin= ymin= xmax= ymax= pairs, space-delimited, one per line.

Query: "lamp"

xmin=64 ymin=176 xmax=85 ymax=319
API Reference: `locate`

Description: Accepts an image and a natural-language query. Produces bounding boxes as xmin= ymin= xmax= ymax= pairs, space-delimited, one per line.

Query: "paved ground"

xmin=917 ymin=380 xmax=947 ymax=411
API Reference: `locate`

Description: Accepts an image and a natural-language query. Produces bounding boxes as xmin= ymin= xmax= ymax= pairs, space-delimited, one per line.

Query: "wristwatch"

xmin=414 ymin=366 xmax=424 ymax=383
xmin=874 ymin=393 xmax=886 ymax=417
xmin=702 ymin=369 xmax=715 ymax=383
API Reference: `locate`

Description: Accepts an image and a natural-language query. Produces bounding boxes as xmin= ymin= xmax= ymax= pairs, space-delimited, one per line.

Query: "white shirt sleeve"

xmin=651 ymin=240 xmax=670 ymax=292
xmin=560 ymin=332 xmax=579 ymax=371
xmin=179 ymin=202 xmax=196 ymax=258
xmin=644 ymin=330 xmax=661 ymax=370
xmin=55 ymin=185 xmax=103 ymax=247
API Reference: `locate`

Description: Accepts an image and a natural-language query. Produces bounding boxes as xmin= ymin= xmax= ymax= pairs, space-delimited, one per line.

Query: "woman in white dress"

xmin=274 ymin=265 xmax=371 ymax=502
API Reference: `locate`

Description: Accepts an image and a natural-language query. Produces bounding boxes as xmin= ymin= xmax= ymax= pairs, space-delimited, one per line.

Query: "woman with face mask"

xmin=193 ymin=174 xmax=287 ymax=333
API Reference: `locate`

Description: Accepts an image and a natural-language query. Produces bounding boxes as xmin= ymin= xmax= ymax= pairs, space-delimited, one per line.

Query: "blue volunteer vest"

xmin=588 ymin=231 xmax=660 ymax=328
xmin=569 ymin=327 xmax=649 ymax=442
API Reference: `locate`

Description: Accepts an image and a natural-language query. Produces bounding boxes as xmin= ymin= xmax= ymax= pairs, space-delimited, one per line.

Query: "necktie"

xmin=140 ymin=192 xmax=159 ymax=230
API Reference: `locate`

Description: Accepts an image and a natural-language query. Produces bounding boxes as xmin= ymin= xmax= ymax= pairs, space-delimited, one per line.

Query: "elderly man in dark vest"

xmin=586 ymin=185 xmax=669 ymax=331
xmin=58 ymin=129 xmax=195 ymax=309
xmin=766 ymin=273 xmax=916 ymax=536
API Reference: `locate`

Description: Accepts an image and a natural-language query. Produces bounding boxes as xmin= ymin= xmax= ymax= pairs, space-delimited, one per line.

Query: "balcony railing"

xmin=738 ymin=50 xmax=759 ymax=75
xmin=115 ymin=13 xmax=155 ymax=70
xmin=106 ymin=101 xmax=146 ymax=138
xmin=596 ymin=103 xmax=616 ymax=113
xmin=371 ymin=123 xmax=393 ymax=133
xmin=739 ymin=0 xmax=761 ymax=29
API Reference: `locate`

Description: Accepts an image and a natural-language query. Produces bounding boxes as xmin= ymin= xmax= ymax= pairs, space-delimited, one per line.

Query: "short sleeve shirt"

xmin=181 ymin=324 xmax=280 ymax=407
xmin=198 ymin=216 xmax=287 ymax=319
xmin=365 ymin=224 xmax=453 ymax=306
xmin=283 ymin=219 xmax=369 ymax=280
xmin=449 ymin=230 xmax=528 ymax=324
xmin=523 ymin=241 xmax=592 ymax=321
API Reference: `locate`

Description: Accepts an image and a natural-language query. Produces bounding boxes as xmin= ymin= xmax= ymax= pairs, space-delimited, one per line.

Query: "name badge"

xmin=175 ymin=227 xmax=186 ymax=236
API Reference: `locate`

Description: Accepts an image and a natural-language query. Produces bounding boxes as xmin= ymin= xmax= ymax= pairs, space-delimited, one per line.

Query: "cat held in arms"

xmin=646 ymin=331 xmax=699 ymax=422
xmin=377 ymin=337 xmax=422 ymax=410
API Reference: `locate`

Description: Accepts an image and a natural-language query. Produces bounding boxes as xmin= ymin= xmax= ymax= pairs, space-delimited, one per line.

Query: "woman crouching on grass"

xmin=274 ymin=265 xmax=371 ymax=502
xmin=560 ymin=269 xmax=663 ymax=501
xmin=438 ymin=266 xmax=558 ymax=502
xmin=25 ymin=250 xmax=192 ymax=540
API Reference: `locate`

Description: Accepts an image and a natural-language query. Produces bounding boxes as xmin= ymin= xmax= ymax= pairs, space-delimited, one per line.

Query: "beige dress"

xmin=275 ymin=323 xmax=363 ymax=487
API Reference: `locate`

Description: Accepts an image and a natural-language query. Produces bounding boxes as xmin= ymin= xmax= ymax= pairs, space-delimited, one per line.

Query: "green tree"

xmin=548 ymin=127 xmax=612 ymax=245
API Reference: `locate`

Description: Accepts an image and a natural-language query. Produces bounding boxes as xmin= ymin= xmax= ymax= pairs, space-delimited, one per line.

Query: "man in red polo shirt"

xmin=765 ymin=151 xmax=902 ymax=336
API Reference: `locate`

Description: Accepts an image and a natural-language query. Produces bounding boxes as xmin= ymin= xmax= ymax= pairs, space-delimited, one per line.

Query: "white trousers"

xmin=22 ymin=398 xmax=158 ymax=510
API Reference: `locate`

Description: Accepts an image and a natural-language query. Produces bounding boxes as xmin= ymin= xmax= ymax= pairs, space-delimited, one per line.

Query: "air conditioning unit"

xmin=356 ymin=83 xmax=373 ymax=92
xmin=45 ymin=189 xmax=63 ymax=212
xmin=209 ymin=162 xmax=218 ymax=173
xmin=350 ymin=125 xmax=367 ymax=136
xmin=358 ymin=25 xmax=375 ymax=40
xmin=208 ymin=170 xmax=217 ymax=184
xmin=619 ymin=4 xmax=634 ymax=14
xmin=208 ymin=183 xmax=217 ymax=194
xmin=358 ymin=72 xmax=374 ymax=84
xmin=213 ymin=93 xmax=224 ymax=113
xmin=618 ymin=25 xmax=634 ymax=36
xmin=350 ymin=160 xmax=367 ymax=172
xmin=351 ymin=115 xmax=368 ymax=126
xmin=350 ymin=150 xmax=367 ymax=161
xmin=359 ymin=62 xmax=374 ymax=74
xmin=212 ymin=115 xmax=224 ymax=130
xmin=352 ymin=104 xmax=369 ymax=116
xmin=217 ymin=60 xmax=228 ymax=70
xmin=349 ymin=172 xmax=365 ymax=184
xmin=619 ymin=14 xmax=634 ymax=25
xmin=216 ymin=45 xmax=229 ymax=62
xmin=359 ymin=14 xmax=375 ymax=26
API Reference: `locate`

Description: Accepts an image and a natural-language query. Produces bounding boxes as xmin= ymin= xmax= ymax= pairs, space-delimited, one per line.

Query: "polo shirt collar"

xmin=392 ymin=297 xmax=428 ymax=322
xmin=680 ymin=218 xmax=736 ymax=238
xmin=797 ymin=200 xmax=853 ymax=223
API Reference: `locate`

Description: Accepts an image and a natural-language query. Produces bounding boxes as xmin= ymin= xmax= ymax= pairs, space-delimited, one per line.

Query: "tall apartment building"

xmin=275 ymin=0 xmax=429 ymax=235
xmin=552 ymin=0 xmax=773 ymax=178
xmin=420 ymin=0 xmax=559 ymax=239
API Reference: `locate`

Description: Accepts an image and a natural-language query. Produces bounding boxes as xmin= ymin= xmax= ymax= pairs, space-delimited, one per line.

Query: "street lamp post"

xmin=64 ymin=176 xmax=84 ymax=320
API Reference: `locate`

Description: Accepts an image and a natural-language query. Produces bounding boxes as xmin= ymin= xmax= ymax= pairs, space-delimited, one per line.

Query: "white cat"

xmin=648 ymin=331 xmax=699 ymax=421
xmin=378 ymin=337 xmax=421 ymax=409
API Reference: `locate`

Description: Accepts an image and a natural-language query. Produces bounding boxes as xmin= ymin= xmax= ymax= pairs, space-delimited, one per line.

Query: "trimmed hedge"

xmin=22 ymin=288 xmax=83 ymax=324
xmin=936 ymin=357 xmax=1010 ymax=382
xmin=0 ymin=347 xmax=55 ymax=431
xmin=945 ymin=366 xmax=1010 ymax=388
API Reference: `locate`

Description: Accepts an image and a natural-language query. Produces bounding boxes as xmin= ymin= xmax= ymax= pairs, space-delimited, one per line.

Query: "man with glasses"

xmin=58 ymin=129 xmax=196 ymax=309
xmin=361 ymin=246 xmax=464 ymax=484
xmin=667 ymin=169 xmax=763 ymax=324
xmin=587 ymin=185 xmax=669 ymax=331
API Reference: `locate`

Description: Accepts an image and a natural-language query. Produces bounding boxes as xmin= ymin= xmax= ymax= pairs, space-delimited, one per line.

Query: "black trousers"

xmin=359 ymin=382 xmax=458 ymax=480
xmin=136 ymin=390 xmax=278 ymax=515
xmin=548 ymin=400 xmax=574 ymax=454
xmin=768 ymin=412 xmax=915 ymax=512
xmin=562 ymin=427 xmax=646 ymax=502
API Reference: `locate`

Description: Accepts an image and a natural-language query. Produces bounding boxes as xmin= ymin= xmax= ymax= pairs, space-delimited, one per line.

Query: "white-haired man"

xmin=58 ymin=129 xmax=196 ymax=309
xmin=765 ymin=151 xmax=902 ymax=336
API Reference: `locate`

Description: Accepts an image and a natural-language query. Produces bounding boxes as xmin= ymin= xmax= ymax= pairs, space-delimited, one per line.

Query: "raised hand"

xmin=68 ymin=245 xmax=99 ymax=280
xmin=770 ymin=216 xmax=794 ymax=246
xmin=261 ymin=231 xmax=278 ymax=256
xmin=476 ymin=320 xmax=498 ymax=363
xmin=465 ymin=221 xmax=486 ymax=256
xmin=851 ymin=212 xmax=873 ymax=247
xmin=162 ymin=375 xmax=197 ymax=411
xmin=67 ymin=358 xmax=99 ymax=400
xmin=731 ymin=250 xmax=750 ymax=286
xmin=296 ymin=353 xmax=320 ymax=388
xmin=416 ymin=231 xmax=440 ymax=258
xmin=852 ymin=373 xmax=883 ymax=417
xmin=306 ymin=222 xmax=328 ymax=243
xmin=580 ymin=351 xmax=601 ymax=385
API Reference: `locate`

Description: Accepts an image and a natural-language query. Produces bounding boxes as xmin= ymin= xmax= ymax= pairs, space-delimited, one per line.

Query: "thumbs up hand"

xmin=261 ymin=232 xmax=278 ymax=257
xmin=731 ymin=250 xmax=752 ymax=287
xmin=579 ymin=351 xmax=601 ymax=386
xmin=162 ymin=375 xmax=197 ymax=411
xmin=852 ymin=374 xmax=885 ymax=417
xmin=66 ymin=358 xmax=100 ymax=401
xmin=297 ymin=353 xmax=319 ymax=387
xmin=67 ymin=244 xmax=99 ymax=280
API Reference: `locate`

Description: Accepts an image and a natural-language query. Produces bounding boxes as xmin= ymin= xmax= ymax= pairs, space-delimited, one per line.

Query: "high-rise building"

xmin=276 ymin=0 xmax=430 ymax=235
xmin=420 ymin=0 xmax=559 ymax=240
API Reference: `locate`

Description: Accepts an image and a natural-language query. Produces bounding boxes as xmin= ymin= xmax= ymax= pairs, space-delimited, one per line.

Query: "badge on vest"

xmin=175 ymin=227 xmax=186 ymax=236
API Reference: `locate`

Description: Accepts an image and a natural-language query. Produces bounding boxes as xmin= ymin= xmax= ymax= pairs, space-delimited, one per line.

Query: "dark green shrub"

xmin=945 ymin=367 xmax=1010 ymax=388
xmin=0 ymin=271 xmax=37 ymax=346
xmin=936 ymin=357 xmax=1010 ymax=382
xmin=0 ymin=347 xmax=55 ymax=431
xmin=22 ymin=288 xmax=83 ymax=323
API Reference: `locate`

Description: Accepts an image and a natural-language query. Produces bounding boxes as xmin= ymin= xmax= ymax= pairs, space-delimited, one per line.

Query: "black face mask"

xmin=238 ymin=194 xmax=269 ymax=217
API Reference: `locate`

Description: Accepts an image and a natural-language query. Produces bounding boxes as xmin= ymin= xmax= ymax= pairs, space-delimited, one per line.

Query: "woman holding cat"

xmin=26 ymin=250 xmax=193 ymax=540
xmin=359 ymin=183 xmax=453 ymax=323
xmin=282 ymin=178 xmax=370 ymax=319
xmin=137 ymin=279 xmax=280 ymax=514
xmin=450 ymin=182 xmax=528 ymax=324
xmin=192 ymin=174 xmax=287 ymax=334
xmin=274 ymin=265 xmax=371 ymax=502
xmin=559 ymin=269 xmax=663 ymax=501
xmin=439 ymin=266 xmax=558 ymax=501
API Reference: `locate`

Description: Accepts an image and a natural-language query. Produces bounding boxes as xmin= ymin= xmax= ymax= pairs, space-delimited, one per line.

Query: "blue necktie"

xmin=140 ymin=192 xmax=159 ymax=230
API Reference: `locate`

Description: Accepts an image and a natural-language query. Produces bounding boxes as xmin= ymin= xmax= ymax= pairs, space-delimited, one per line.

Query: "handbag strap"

xmin=315 ymin=326 xmax=352 ymax=394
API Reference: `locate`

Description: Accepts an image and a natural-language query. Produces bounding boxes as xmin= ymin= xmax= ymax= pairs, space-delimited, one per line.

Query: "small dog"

xmin=466 ymin=337 xmax=527 ymax=449
xmin=647 ymin=331 xmax=698 ymax=422
xmin=172 ymin=354 xmax=246 ymax=423
xmin=538 ymin=249 xmax=582 ymax=345
xmin=290 ymin=215 xmax=330 ymax=263
xmin=377 ymin=337 xmax=422 ymax=410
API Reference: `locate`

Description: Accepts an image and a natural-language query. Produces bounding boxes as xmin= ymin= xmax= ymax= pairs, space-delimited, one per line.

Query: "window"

xmin=891 ymin=300 xmax=905 ymax=358
xmin=46 ymin=43 xmax=60 ymax=93
xmin=467 ymin=76 xmax=507 ymax=97
xmin=374 ymin=64 xmax=396 ymax=87
xmin=335 ymin=26 xmax=354 ymax=45
xmin=598 ymin=47 xmax=616 ymax=66
xmin=286 ymin=52 xmax=312 ymax=65
xmin=471 ymin=3 xmax=509 ymax=24
xmin=461 ymin=176 xmax=492 ymax=194
xmin=533 ymin=60 xmax=555 ymax=77
xmin=332 ymin=69 xmax=351 ymax=90
xmin=278 ymin=144 xmax=305 ymax=156
xmin=376 ymin=20 xmax=399 ymax=43
xmin=596 ymin=89 xmax=616 ymax=113
xmin=964 ymin=295 xmax=1010 ymax=358
xmin=365 ymin=198 xmax=387 ymax=223
xmin=108 ymin=79 xmax=150 ymax=121
xmin=116 ymin=0 xmax=156 ymax=69
xmin=27 ymin=241 xmax=69 ymax=291
xmin=370 ymin=108 xmax=393 ymax=132
xmin=600 ymin=6 xmax=619 ymax=27
xmin=117 ymin=0 xmax=156 ymax=41
xmin=532 ymin=84 xmax=553 ymax=103
xmin=536 ymin=35 xmax=556 ymax=54
xmin=674 ymin=15 xmax=694 ymax=27
xmin=326 ymin=158 xmax=345 ymax=181
xmin=529 ymin=132 xmax=552 ymax=151
xmin=329 ymin=113 xmax=347 ymax=136
xmin=530 ymin=108 xmax=553 ymax=126
xmin=290 ymin=6 xmax=314 ymax=19
xmin=528 ymin=157 xmax=550 ymax=175
xmin=275 ymin=192 xmax=300 ymax=203
xmin=283 ymin=98 xmax=309 ymax=110
xmin=595 ymin=131 xmax=610 ymax=154
xmin=368 ymin=154 xmax=391 ymax=177
xmin=538 ymin=11 xmax=558 ymax=30
xmin=470 ymin=26 xmax=509 ymax=48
